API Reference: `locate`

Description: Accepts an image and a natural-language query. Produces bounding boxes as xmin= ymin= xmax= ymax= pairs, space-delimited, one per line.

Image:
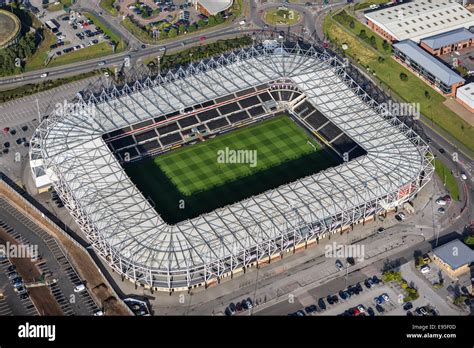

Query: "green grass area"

xmin=49 ymin=42 xmax=112 ymax=66
xmin=100 ymin=0 xmax=118 ymax=16
xmin=354 ymin=0 xmax=388 ymax=11
xmin=24 ymin=30 xmax=56 ymax=71
xmin=324 ymin=10 xmax=474 ymax=153
xmin=121 ymin=17 xmax=154 ymax=43
xmin=125 ymin=115 xmax=339 ymax=223
xmin=46 ymin=3 xmax=64 ymax=12
xmin=264 ymin=8 xmax=301 ymax=26
xmin=434 ymin=159 xmax=460 ymax=201
xmin=0 ymin=70 xmax=100 ymax=103
xmin=84 ymin=12 xmax=124 ymax=52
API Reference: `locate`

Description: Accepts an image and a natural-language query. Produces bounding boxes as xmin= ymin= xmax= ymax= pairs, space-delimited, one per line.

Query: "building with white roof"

xmin=456 ymin=82 xmax=474 ymax=112
xmin=192 ymin=0 xmax=233 ymax=16
xmin=365 ymin=0 xmax=474 ymax=43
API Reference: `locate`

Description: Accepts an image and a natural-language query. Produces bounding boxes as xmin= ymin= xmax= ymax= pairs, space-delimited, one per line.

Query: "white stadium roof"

xmin=31 ymin=44 xmax=433 ymax=290
xmin=364 ymin=0 xmax=474 ymax=42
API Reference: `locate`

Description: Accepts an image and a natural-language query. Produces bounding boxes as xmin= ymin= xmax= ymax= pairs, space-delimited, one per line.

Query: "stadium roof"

xmin=364 ymin=0 xmax=474 ymax=42
xmin=456 ymin=82 xmax=474 ymax=109
xmin=31 ymin=44 xmax=432 ymax=289
xmin=196 ymin=0 xmax=233 ymax=15
xmin=421 ymin=27 xmax=474 ymax=49
xmin=393 ymin=40 xmax=465 ymax=86
xmin=433 ymin=239 xmax=474 ymax=270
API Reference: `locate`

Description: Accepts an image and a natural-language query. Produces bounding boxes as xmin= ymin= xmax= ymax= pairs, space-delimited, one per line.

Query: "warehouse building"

xmin=420 ymin=27 xmax=474 ymax=56
xmin=365 ymin=0 xmax=474 ymax=43
xmin=393 ymin=40 xmax=465 ymax=96
xmin=192 ymin=0 xmax=233 ymax=16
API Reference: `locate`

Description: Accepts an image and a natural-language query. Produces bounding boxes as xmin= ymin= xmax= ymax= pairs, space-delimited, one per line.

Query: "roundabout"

xmin=263 ymin=6 xmax=302 ymax=27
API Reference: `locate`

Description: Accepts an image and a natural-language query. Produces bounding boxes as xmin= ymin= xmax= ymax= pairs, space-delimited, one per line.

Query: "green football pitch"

xmin=125 ymin=115 xmax=340 ymax=224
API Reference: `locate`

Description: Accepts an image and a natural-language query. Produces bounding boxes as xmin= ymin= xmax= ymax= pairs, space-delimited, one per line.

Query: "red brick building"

xmin=420 ymin=28 xmax=474 ymax=56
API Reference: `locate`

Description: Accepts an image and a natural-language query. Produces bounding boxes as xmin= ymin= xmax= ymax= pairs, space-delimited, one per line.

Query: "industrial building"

xmin=456 ymin=82 xmax=474 ymax=112
xmin=420 ymin=27 xmax=474 ymax=56
xmin=365 ymin=0 xmax=474 ymax=43
xmin=393 ymin=39 xmax=465 ymax=96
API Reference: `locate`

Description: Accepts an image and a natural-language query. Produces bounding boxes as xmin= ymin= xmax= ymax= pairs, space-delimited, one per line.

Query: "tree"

xmin=359 ymin=29 xmax=367 ymax=40
xmin=188 ymin=23 xmax=197 ymax=32
xmin=424 ymin=90 xmax=430 ymax=99
xmin=197 ymin=19 xmax=206 ymax=28
xmin=208 ymin=16 xmax=216 ymax=26
xmin=399 ymin=72 xmax=408 ymax=81
xmin=349 ymin=20 xmax=355 ymax=29
xmin=159 ymin=30 xmax=168 ymax=40
xmin=369 ymin=35 xmax=376 ymax=48
xmin=178 ymin=24 xmax=186 ymax=35
xmin=382 ymin=40 xmax=389 ymax=51
xmin=168 ymin=28 xmax=178 ymax=38
xmin=215 ymin=13 xmax=225 ymax=24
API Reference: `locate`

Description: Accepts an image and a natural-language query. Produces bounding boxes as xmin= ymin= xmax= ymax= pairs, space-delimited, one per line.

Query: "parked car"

xmin=305 ymin=304 xmax=317 ymax=314
xmin=381 ymin=293 xmax=390 ymax=302
xmin=357 ymin=304 xmax=365 ymax=313
xmin=295 ymin=310 xmax=306 ymax=316
xmin=420 ymin=265 xmax=431 ymax=274
xmin=235 ymin=302 xmax=242 ymax=312
xmin=403 ymin=302 xmax=413 ymax=311
xmin=326 ymin=294 xmax=335 ymax=305
xmin=437 ymin=207 xmax=445 ymax=214
xmin=318 ymin=298 xmax=326 ymax=310
xmin=436 ymin=198 xmax=447 ymax=206
xmin=375 ymin=304 xmax=384 ymax=313
xmin=367 ymin=307 xmax=375 ymax=316
xmin=73 ymin=283 xmax=86 ymax=292
xmin=364 ymin=278 xmax=372 ymax=289
xmin=7 ymin=272 xmax=18 ymax=279
xmin=7 ymin=265 xmax=16 ymax=272
xmin=335 ymin=259 xmax=344 ymax=271
xmin=346 ymin=257 xmax=355 ymax=266
xmin=371 ymin=275 xmax=380 ymax=284
xmin=19 ymin=292 xmax=29 ymax=300
xmin=461 ymin=172 xmax=467 ymax=180
xmin=339 ymin=290 xmax=348 ymax=300
xmin=228 ymin=302 xmax=236 ymax=315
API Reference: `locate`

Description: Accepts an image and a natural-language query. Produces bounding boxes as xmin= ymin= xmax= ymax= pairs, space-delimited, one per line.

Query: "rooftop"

xmin=365 ymin=0 xmax=474 ymax=42
xmin=421 ymin=27 xmax=474 ymax=49
xmin=456 ymin=82 xmax=474 ymax=108
xmin=197 ymin=0 xmax=233 ymax=15
xmin=433 ymin=239 xmax=474 ymax=270
xmin=393 ymin=39 xmax=465 ymax=86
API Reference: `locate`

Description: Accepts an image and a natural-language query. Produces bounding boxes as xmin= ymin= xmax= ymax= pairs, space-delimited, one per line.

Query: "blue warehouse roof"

xmin=393 ymin=40 xmax=465 ymax=86
xmin=421 ymin=28 xmax=474 ymax=50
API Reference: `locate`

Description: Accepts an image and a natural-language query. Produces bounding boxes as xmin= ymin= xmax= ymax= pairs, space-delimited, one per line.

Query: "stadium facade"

xmin=30 ymin=43 xmax=434 ymax=292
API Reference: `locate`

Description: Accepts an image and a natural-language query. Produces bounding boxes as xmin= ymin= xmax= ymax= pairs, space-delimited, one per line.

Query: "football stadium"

xmin=30 ymin=41 xmax=434 ymax=291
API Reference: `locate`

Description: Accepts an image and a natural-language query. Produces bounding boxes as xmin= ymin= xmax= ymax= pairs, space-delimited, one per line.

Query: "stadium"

xmin=30 ymin=41 xmax=434 ymax=292
xmin=0 ymin=9 xmax=21 ymax=49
